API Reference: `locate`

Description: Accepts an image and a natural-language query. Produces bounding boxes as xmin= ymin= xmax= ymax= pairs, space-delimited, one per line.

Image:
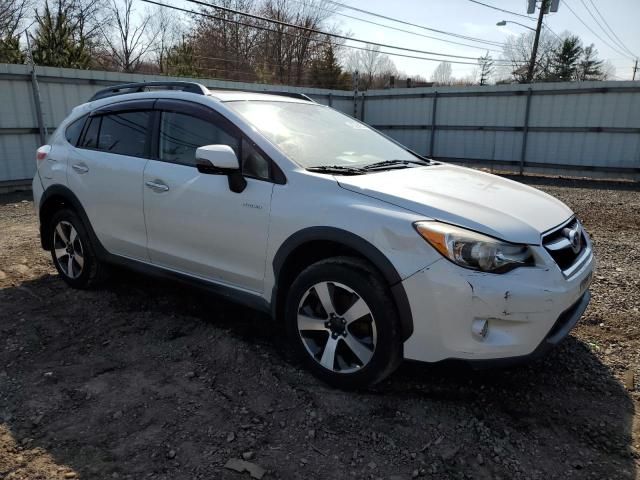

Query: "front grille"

xmin=542 ymin=218 xmax=587 ymax=272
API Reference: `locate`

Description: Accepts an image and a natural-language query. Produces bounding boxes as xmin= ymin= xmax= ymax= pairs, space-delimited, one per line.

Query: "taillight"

xmin=36 ymin=145 xmax=51 ymax=168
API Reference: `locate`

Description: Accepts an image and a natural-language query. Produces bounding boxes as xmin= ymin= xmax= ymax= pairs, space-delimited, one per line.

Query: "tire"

xmin=284 ymin=256 xmax=403 ymax=389
xmin=49 ymin=208 xmax=106 ymax=289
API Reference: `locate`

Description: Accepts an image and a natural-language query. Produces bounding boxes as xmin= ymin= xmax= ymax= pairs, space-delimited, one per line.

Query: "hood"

xmin=337 ymin=164 xmax=573 ymax=245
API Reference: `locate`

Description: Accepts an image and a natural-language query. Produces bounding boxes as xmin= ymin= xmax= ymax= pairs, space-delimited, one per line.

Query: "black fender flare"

xmin=38 ymin=184 xmax=108 ymax=258
xmin=272 ymin=227 xmax=414 ymax=341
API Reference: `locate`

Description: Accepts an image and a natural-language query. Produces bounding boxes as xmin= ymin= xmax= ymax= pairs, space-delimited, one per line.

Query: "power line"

xmin=466 ymin=0 xmax=535 ymax=21
xmin=142 ymin=0 xmax=520 ymax=66
xmin=290 ymin=0 xmax=503 ymax=53
xmin=563 ymin=0 xmax=634 ymax=60
xmin=324 ymin=0 xmax=504 ymax=47
xmin=578 ymin=0 xmax=635 ymax=59
xmin=183 ymin=0 xmax=499 ymax=61
xmin=585 ymin=0 xmax=638 ymax=58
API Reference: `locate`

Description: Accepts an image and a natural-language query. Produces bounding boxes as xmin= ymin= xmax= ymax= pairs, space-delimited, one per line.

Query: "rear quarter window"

xmin=65 ymin=115 xmax=87 ymax=146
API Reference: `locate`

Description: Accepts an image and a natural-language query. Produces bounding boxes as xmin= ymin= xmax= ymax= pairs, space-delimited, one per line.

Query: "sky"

xmin=168 ymin=0 xmax=640 ymax=81
xmin=325 ymin=0 xmax=640 ymax=81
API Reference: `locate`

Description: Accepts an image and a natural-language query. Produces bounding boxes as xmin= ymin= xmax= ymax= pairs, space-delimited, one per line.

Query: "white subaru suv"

xmin=32 ymin=81 xmax=594 ymax=388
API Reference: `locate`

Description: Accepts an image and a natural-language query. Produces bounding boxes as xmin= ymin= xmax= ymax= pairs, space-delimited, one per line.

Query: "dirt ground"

xmin=0 ymin=176 xmax=639 ymax=480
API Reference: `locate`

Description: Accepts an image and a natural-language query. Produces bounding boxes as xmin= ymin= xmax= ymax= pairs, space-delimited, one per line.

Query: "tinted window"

xmin=80 ymin=116 xmax=100 ymax=149
xmin=98 ymin=111 xmax=149 ymax=157
xmin=242 ymin=138 xmax=269 ymax=180
xmin=65 ymin=115 xmax=86 ymax=146
xmin=159 ymin=112 xmax=239 ymax=166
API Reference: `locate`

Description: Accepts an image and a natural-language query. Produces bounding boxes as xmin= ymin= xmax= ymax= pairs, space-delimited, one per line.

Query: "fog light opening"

xmin=472 ymin=318 xmax=489 ymax=340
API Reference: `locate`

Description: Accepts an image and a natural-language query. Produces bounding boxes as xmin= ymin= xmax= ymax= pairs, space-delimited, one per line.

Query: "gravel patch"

xmin=0 ymin=176 xmax=638 ymax=479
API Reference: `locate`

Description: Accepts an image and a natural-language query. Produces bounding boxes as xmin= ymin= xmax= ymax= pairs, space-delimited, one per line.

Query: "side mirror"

xmin=195 ymin=144 xmax=247 ymax=193
xmin=195 ymin=144 xmax=239 ymax=170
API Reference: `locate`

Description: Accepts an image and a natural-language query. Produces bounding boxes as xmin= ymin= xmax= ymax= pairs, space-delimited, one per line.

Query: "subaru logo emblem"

xmin=563 ymin=225 xmax=582 ymax=254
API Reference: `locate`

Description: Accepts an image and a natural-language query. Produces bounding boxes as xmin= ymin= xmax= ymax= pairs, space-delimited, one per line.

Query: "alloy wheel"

xmin=297 ymin=281 xmax=377 ymax=373
xmin=53 ymin=221 xmax=84 ymax=279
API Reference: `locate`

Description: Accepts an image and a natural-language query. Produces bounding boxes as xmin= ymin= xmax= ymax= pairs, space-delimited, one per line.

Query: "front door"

xmin=143 ymin=104 xmax=274 ymax=293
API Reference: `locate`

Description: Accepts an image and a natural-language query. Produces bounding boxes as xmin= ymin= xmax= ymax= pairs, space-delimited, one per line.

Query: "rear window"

xmin=98 ymin=111 xmax=150 ymax=157
xmin=80 ymin=116 xmax=100 ymax=149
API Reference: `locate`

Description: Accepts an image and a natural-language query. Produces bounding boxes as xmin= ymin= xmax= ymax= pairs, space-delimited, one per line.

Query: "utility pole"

xmin=526 ymin=0 xmax=549 ymax=83
xmin=25 ymin=32 xmax=48 ymax=145
xmin=633 ymin=59 xmax=638 ymax=81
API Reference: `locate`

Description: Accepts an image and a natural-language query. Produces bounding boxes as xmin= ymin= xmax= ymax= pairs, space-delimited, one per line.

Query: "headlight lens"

xmin=414 ymin=221 xmax=533 ymax=273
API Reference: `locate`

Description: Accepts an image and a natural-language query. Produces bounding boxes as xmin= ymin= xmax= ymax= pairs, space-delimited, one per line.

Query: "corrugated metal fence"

xmin=1 ymin=62 xmax=639 ymax=185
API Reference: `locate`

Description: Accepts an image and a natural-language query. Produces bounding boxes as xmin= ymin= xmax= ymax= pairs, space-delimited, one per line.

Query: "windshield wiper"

xmin=306 ymin=165 xmax=367 ymax=175
xmin=362 ymin=159 xmax=430 ymax=171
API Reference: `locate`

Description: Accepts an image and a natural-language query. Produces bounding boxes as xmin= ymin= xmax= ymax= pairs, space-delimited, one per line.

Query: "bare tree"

xmin=477 ymin=52 xmax=494 ymax=85
xmin=0 ymin=0 xmax=31 ymax=35
xmin=500 ymin=30 xmax=559 ymax=82
xmin=148 ymin=5 xmax=183 ymax=73
xmin=430 ymin=61 xmax=452 ymax=85
xmin=345 ymin=44 xmax=396 ymax=90
xmin=1 ymin=0 xmax=31 ymax=62
xmin=101 ymin=0 xmax=157 ymax=72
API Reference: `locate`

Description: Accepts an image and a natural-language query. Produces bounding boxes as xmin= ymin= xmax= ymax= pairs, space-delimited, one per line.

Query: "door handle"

xmin=145 ymin=180 xmax=170 ymax=192
xmin=72 ymin=163 xmax=89 ymax=174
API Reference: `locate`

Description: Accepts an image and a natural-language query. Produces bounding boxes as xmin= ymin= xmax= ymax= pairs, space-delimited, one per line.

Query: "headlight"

xmin=414 ymin=221 xmax=533 ymax=273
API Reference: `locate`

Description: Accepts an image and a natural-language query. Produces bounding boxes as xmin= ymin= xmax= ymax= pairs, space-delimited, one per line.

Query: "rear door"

xmin=143 ymin=100 xmax=275 ymax=293
xmin=67 ymin=100 xmax=153 ymax=260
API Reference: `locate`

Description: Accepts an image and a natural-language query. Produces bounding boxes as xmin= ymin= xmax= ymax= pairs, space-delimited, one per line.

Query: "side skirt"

xmin=101 ymin=253 xmax=271 ymax=314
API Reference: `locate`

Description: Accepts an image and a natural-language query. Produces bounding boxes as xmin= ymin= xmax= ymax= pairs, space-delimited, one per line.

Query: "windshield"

xmin=226 ymin=101 xmax=419 ymax=168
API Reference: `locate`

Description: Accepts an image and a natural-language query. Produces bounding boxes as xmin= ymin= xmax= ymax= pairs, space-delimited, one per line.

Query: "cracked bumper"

xmin=401 ymin=254 xmax=594 ymax=363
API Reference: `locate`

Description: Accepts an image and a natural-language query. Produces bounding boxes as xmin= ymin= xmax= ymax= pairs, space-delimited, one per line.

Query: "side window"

xmin=97 ymin=111 xmax=150 ymax=157
xmin=242 ymin=139 xmax=270 ymax=180
xmin=65 ymin=115 xmax=87 ymax=146
xmin=159 ymin=111 xmax=239 ymax=166
xmin=80 ymin=116 xmax=100 ymax=149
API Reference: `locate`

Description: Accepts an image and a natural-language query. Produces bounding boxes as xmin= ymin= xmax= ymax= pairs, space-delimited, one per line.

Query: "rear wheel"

xmin=50 ymin=209 xmax=105 ymax=288
xmin=285 ymin=257 xmax=403 ymax=389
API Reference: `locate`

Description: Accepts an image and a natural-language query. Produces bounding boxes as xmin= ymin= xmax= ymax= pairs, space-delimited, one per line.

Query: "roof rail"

xmin=89 ymin=81 xmax=209 ymax=101
xmin=260 ymin=91 xmax=315 ymax=102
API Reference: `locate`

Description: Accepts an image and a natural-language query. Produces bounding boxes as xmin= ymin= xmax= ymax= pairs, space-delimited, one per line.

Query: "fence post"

xmin=429 ymin=91 xmax=438 ymax=157
xmin=360 ymin=92 xmax=366 ymax=121
xmin=328 ymin=93 xmax=333 ymax=107
xmin=519 ymin=88 xmax=533 ymax=176
xmin=352 ymin=70 xmax=359 ymax=118
xmin=25 ymin=34 xmax=48 ymax=145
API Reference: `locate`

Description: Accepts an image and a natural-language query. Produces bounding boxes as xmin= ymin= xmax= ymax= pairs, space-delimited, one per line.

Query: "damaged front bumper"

xmin=400 ymin=245 xmax=594 ymax=363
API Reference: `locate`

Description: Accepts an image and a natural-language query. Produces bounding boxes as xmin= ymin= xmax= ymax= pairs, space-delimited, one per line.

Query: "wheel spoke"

xmin=56 ymin=224 xmax=69 ymax=244
xmin=69 ymin=227 xmax=77 ymax=245
xmin=319 ymin=336 xmax=338 ymax=370
xmin=298 ymin=313 xmax=328 ymax=332
xmin=314 ymin=282 xmax=335 ymax=317
xmin=67 ymin=255 xmax=75 ymax=278
xmin=54 ymin=248 xmax=67 ymax=260
xmin=343 ymin=335 xmax=374 ymax=365
xmin=342 ymin=298 xmax=370 ymax=325
xmin=74 ymin=252 xmax=84 ymax=269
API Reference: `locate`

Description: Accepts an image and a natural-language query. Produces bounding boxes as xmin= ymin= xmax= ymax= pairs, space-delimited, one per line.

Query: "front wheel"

xmin=285 ymin=257 xmax=403 ymax=389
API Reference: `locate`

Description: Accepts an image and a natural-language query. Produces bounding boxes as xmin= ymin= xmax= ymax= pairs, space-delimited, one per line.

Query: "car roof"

xmin=206 ymin=90 xmax=313 ymax=103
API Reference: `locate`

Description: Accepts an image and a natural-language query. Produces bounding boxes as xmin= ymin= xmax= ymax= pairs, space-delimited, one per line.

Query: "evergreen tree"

xmin=577 ymin=44 xmax=604 ymax=81
xmin=551 ymin=36 xmax=582 ymax=81
xmin=0 ymin=35 xmax=24 ymax=63
xmin=166 ymin=40 xmax=199 ymax=77
xmin=31 ymin=0 xmax=91 ymax=68
xmin=310 ymin=43 xmax=345 ymax=89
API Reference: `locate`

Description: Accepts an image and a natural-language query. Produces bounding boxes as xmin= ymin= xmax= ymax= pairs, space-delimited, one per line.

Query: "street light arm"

xmin=496 ymin=20 xmax=536 ymax=32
